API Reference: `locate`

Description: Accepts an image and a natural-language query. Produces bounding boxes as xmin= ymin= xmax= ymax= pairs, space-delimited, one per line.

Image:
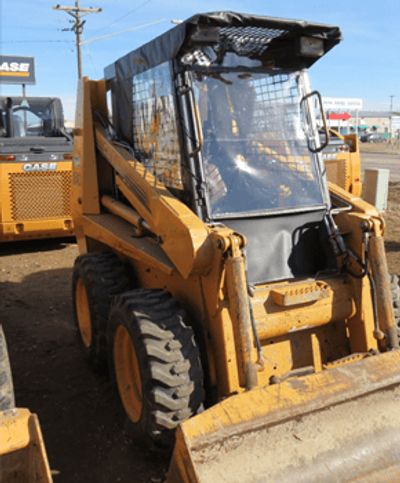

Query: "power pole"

xmin=53 ymin=1 xmax=102 ymax=79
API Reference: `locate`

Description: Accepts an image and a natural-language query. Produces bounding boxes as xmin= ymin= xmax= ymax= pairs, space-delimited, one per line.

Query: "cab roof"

xmin=105 ymin=11 xmax=341 ymax=81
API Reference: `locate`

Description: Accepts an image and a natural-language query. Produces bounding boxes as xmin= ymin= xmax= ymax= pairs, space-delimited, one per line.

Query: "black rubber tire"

xmin=390 ymin=274 xmax=400 ymax=334
xmin=0 ymin=324 xmax=15 ymax=411
xmin=108 ymin=289 xmax=204 ymax=448
xmin=72 ymin=252 xmax=131 ymax=370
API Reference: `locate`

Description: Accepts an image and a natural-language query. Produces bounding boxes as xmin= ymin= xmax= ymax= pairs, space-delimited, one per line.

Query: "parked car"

xmin=360 ymin=132 xmax=386 ymax=143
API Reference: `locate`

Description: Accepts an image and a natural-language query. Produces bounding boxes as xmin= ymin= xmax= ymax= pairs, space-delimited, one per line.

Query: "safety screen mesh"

xmin=132 ymin=62 xmax=183 ymax=189
xmin=219 ymin=26 xmax=287 ymax=56
xmin=249 ymin=73 xmax=312 ymax=178
xmin=193 ymin=71 xmax=323 ymax=216
xmin=8 ymin=171 xmax=72 ymax=220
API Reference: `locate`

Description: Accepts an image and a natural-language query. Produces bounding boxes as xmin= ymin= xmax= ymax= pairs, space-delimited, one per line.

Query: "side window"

xmin=25 ymin=110 xmax=44 ymax=136
xmin=132 ymin=62 xmax=183 ymax=190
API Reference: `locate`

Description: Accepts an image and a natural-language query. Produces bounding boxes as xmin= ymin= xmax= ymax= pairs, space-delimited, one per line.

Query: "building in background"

xmin=322 ymin=97 xmax=400 ymax=139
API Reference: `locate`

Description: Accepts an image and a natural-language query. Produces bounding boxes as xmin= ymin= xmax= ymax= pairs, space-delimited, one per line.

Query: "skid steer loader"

xmin=0 ymin=96 xmax=73 ymax=242
xmin=72 ymin=12 xmax=400 ymax=482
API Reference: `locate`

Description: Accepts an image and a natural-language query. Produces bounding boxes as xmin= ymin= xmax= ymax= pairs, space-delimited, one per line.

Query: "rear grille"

xmin=8 ymin=171 xmax=72 ymax=221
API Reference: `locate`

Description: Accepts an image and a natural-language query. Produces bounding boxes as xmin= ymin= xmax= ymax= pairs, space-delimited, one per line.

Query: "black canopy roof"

xmin=105 ymin=11 xmax=342 ymax=81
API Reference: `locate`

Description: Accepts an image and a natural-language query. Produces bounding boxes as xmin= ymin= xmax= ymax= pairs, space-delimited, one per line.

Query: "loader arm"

xmin=74 ymin=78 xmax=214 ymax=279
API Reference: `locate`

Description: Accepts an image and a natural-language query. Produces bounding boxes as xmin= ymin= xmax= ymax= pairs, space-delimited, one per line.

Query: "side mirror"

xmin=300 ymin=90 xmax=330 ymax=153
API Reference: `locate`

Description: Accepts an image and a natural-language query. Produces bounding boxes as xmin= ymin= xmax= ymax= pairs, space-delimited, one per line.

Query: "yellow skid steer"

xmin=71 ymin=12 xmax=400 ymax=481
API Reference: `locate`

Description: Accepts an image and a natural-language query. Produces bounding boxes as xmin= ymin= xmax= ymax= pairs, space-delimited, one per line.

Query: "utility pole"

xmin=53 ymin=1 xmax=102 ymax=79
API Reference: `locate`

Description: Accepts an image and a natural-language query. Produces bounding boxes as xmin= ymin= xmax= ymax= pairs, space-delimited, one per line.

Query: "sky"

xmin=1 ymin=0 xmax=399 ymax=120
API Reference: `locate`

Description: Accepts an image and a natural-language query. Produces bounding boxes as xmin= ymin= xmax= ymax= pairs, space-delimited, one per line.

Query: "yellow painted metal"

xmin=0 ymin=161 xmax=74 ymax=242
xmin=324 ymin=130 xmax=362 ymax=196
xmin=224 ymin=234 xmax=258 ymax=389
xmin=0 ymin=408 xmax=53 ymax=482
xmin=113 ymin=326 xmax=143 ymax=423
xmin=253 ymin=276 xmax=355 ymax=340
xmin=94 ymin=127 xmax=214 ymax=279
xmin=270 ymin=281 xmax=329 ymax=306
xmin=0 ymin=409 xmax=31 ymax=455
xmin=75 ymin=278 xmax=92 ymax=348
xmin=101 ymin=195 xmax=150 ymax=236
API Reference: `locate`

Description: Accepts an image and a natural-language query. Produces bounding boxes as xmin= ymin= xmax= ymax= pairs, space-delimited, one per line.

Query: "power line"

xmin=81 ymin=18 xmax=167 ymax=46
xmin=91 ymin=0 xmax=152 ymax=35
xmin=53 ymin=1 xmax=102 ymax=79
xmin=0 ymin=40 xmax=74 ymax=44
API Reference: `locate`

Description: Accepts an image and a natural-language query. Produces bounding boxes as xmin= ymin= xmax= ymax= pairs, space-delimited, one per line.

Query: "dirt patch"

xmin=0 ymin=240 xmax=168 ymax=483
xmin=360 ymin=141 xmax=400 ymax=155
xmin=384 ymin=183 xmax=400 ymax=275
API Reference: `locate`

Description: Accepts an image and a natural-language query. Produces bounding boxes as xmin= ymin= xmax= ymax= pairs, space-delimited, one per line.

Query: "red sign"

xmin=327 ymin=112 xmax=351 ymax=121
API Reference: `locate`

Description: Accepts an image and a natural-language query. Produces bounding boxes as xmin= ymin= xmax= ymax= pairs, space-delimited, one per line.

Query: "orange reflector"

xmin=63 ymin=153 xmax=73 ymax=160
xmin=0 ymin=154 xmax=16 ymax=161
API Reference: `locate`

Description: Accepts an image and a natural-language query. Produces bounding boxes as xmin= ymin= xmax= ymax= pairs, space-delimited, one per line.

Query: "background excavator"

xmin=71 ymin=12 xmax=400 ymax=482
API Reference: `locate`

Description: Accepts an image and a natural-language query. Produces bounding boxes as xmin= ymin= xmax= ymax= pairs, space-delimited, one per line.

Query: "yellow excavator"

xmin=71 ymin=12 xmax=400 ymax=481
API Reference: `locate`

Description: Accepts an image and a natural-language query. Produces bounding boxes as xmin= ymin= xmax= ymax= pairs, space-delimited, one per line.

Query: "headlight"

xmin=299 ymin=37 xmax=324 ymax=57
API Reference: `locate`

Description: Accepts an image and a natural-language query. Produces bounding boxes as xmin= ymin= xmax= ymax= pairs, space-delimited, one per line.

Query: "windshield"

xmin=192 ymin=71 xmax=325 ymax=217
xmin=0 ymin=98 xmax=63 ymax=138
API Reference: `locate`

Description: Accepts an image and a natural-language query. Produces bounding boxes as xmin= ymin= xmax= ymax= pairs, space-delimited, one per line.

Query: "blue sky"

xmin=1 ymin=0 xmax=399 ymax=119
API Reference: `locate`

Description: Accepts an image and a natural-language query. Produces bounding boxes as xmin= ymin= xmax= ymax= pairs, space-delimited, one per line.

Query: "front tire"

xmin=108 ymin=289 xmax=204 ymax=448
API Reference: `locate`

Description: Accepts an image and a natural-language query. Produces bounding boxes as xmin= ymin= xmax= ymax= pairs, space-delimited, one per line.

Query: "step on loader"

xmin=71 ymin=12 xmax=400 ymax=482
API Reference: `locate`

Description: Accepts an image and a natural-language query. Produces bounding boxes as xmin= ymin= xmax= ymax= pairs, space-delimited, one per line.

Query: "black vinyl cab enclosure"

xmin=104 ymin=12 xmax=341 ymax=283
xmin=0 ymin=96 xmax=73 ymax=241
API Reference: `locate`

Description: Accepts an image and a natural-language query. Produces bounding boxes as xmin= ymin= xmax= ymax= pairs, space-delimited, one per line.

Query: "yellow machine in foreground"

xmin=0 ymin=96 xmax=73 ymax=242
xmin=0 ymin=324 xmax=52 ymax=482
xmin=72 ymin=12 xmax=400 ymax=481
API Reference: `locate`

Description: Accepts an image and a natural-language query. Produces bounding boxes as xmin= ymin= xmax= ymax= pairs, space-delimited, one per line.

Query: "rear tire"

xmin=72 ymin=252 xmax=131 ymax=370
xmin=108 ymin=289 xmax=204 ymax=448
xmin=0 ymin=324 xmax=15 ymax=411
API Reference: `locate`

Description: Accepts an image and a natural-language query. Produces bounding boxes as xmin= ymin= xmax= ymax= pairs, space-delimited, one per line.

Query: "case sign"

xmin=0 ymin=55 xmax=35 ymax=85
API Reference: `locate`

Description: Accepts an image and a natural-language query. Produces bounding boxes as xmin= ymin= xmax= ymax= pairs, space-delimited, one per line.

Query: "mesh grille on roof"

xmin=219 ymin=26 xmax=287 ymax=56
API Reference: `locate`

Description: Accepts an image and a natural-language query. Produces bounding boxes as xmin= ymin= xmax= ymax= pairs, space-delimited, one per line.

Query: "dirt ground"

xmin=1 ymin=184 xmax=400 ymax=482
xmin=384 ymin=182 xmax=400 ymax=273
xmin=0 ymin=240 xmax=168 ymax=482
xmin=360 ymin=140 xmax=400 ymax=155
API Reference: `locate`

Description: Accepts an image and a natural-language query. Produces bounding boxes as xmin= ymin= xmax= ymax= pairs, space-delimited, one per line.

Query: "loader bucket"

xmin=0 ymin=408 xmax=52 ymax=482
xmin=167 ymin=350 xmax=400 ymax=483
